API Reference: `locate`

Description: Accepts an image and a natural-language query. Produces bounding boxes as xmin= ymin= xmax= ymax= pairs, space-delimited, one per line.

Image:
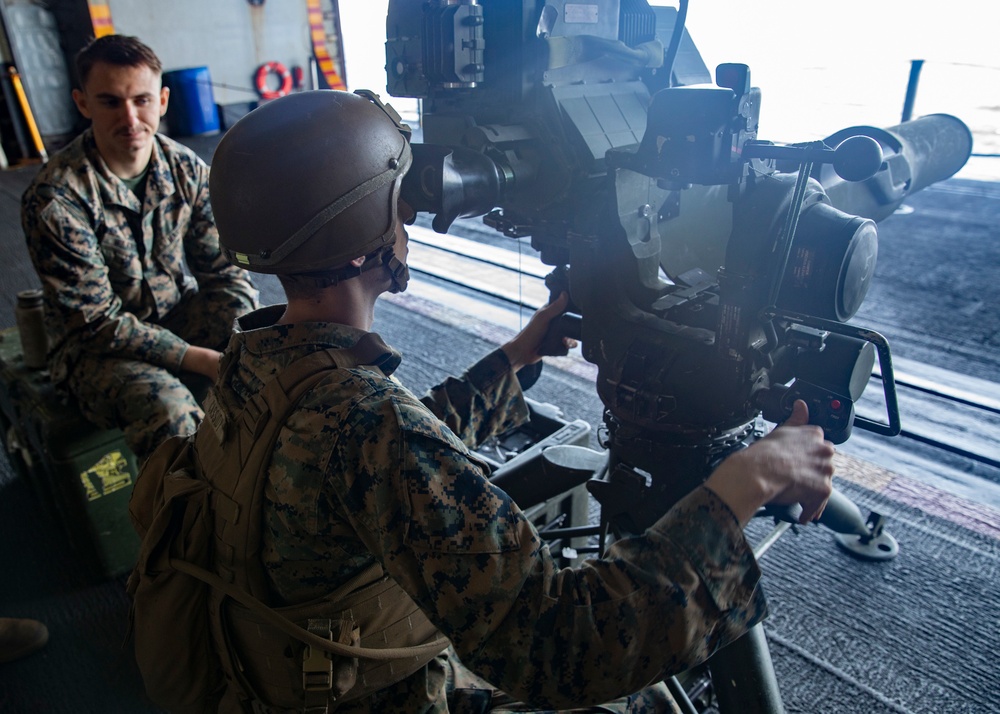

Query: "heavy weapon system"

xmin=385 ymin=1 xmax=971 ymax=709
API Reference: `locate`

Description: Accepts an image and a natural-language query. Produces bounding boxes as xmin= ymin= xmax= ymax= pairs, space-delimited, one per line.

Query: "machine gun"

xmin=385 ymin=1 xmax=972 ymax=710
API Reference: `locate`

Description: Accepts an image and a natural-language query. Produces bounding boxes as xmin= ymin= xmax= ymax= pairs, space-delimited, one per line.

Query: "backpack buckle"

xmin=303 ymin=619 xmax=334 ymax=694
xmin=303 ymin=618 xmax=359 ymax=710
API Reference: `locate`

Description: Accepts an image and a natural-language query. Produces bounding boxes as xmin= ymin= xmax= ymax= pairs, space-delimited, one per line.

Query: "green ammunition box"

xmin=0 ymin=327 xmax=139 ymax=580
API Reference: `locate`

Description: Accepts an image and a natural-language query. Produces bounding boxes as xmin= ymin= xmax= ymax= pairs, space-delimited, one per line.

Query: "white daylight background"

xmin=339 ymin=0 xmax=1000 ymax=180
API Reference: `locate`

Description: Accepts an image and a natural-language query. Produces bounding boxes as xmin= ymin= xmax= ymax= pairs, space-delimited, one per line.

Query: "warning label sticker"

xmin=80 ymin=451 xmax=132 ymax=501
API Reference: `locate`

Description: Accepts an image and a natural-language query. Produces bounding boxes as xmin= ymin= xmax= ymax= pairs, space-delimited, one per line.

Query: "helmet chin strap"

xmin=283 ymin=242 xmax=408 ymax=292
xmin=382 ymin=247 xmax=409 ymax=294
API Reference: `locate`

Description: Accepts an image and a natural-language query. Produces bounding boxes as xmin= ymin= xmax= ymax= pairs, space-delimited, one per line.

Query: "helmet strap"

xmin=282 ymin=253 xmax=383 ymax=290
xmin=381 ymin=246 xmax=409 ymax=294
xmin=283 ymin=243 xmax=408 ymax=292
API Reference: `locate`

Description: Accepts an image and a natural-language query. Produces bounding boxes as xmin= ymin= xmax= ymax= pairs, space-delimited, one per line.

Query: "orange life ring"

xmin=255 ymin=61 xmax=292 ymax=100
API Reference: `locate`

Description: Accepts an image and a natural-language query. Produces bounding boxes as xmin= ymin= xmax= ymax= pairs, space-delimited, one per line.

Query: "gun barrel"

xmin=885 ymin=113 xmax=974 ymax=193
xmin=819 ymin=114 xmax=973 ymax=222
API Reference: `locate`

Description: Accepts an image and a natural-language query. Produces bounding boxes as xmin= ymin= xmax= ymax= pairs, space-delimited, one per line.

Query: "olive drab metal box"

xmin=0 ymin=327 xmax=140 ymax=580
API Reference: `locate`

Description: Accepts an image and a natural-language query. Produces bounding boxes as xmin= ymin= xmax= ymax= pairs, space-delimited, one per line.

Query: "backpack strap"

xmin=200 ymin=333 xmax=401 ymax=594
xmin=207 ymin=333 xmax=401 ymax=463
xmin=169 ymin=558 xmax=446 ymax=662
xmin=192 ymin=334 xmax=447 ymax=711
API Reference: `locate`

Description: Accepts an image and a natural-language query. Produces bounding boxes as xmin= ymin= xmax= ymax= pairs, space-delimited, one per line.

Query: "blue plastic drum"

xmin=162 ymin=66 xmax=221 ymax=136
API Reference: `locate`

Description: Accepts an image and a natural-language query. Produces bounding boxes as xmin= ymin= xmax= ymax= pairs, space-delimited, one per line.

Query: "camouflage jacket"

xmin=225 ymin=306 xmax=767 ymax=713
xmin=21 ymin=129 xmax=257 ymax=383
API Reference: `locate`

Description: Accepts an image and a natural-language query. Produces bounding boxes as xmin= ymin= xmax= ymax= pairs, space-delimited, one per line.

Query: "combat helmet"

xmin=211 ymin=89 xmax=412 ymax=290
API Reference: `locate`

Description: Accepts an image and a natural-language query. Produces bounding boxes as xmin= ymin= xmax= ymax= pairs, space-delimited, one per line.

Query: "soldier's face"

xmin=72 ymin=62 xmax=169 ymax=176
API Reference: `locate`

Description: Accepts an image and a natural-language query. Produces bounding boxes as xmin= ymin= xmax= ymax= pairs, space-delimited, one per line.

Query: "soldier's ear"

xmin=159 ymin=85 xmax=170 ymax=117
xmin=72 ymin=89 xmax=92 ymax=119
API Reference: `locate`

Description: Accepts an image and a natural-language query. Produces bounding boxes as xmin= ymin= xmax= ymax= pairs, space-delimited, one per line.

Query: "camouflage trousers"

xmin=67 ymin=286 xmax=256 ymax=462
xmin=445 ymin=651 xmax=682 ymax=714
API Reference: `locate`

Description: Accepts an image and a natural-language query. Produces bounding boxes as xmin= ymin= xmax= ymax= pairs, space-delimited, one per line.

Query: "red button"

xmin=830 ymin=399 xmax=842 ymax=410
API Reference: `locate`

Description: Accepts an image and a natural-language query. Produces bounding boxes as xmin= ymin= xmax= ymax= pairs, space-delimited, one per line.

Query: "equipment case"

xmin=0 ymin=327 xmax=140 ymax=580
xmin=477 ymin=398 xmax=594 ymax=565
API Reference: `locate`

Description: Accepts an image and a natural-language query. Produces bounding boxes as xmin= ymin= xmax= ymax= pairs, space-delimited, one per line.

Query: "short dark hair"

xmin=75 ymin=35 xmax=162 ymax=89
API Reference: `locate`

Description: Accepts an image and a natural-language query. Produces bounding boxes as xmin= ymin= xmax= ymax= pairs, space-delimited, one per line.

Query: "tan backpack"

xmin=127 ymin=334 xmax=448 ymax=713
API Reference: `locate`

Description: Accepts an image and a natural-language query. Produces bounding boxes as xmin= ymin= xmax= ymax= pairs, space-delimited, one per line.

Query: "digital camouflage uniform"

xmin=221 ymin=305 xmax=768 ymax=713
xmin=22 ymin=129 xmax=258 ymax=459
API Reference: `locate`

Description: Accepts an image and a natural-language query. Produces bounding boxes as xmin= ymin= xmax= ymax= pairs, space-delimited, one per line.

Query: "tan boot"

xmin=0 ymin=617 xmax=49 ymax=664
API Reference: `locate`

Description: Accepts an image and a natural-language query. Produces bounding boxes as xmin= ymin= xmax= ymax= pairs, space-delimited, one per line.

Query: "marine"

xmin=21 ymin=35 xmax=257 ymax=460
xmin=131 ymin=89 xmax=836 ymax=713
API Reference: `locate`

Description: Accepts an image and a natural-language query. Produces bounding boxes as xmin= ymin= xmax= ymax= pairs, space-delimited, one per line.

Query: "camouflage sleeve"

xmin=22 ymin=186 xmax=188 ymax=371
xmin=179 ymin=157 xmax=258 ymax=303
xmin=419 ymin=348 xmax=529 ymax=448
xmin=330 ymin=388 xmax=766 ymax=709
xmin=463 ymin=486 xmax=767 ymax=708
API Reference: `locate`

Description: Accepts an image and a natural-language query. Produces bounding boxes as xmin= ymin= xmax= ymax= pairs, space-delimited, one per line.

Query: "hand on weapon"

xmin=501 ymin=292 xmax=577 ymax=373
xmin=705 ymin=400 xmax=835 ymax=527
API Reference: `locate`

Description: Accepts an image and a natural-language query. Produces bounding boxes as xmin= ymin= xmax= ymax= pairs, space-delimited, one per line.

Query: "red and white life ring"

xmin=254 ymin=61 xmax=292 ymax=100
